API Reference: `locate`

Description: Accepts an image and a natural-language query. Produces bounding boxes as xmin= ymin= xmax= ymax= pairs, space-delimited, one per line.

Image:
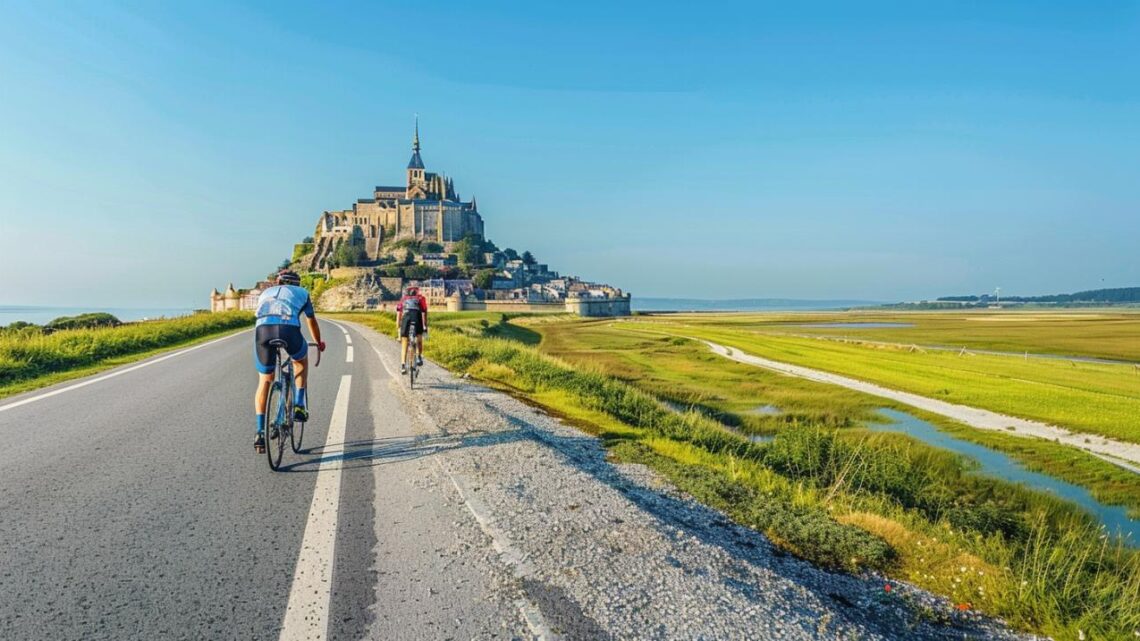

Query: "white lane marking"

xmin=346 ymin=346 xmax=354 ymax=363
xmin=344 ymin=335 xmax=352 ymax=345
xmin=279 ymin=374 xmax=351 ymax=641
xmin=0 ymin=329 xmax=249 ymax=414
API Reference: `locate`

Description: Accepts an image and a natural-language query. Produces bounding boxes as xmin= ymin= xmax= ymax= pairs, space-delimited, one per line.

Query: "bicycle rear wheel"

xmin=265 ymin=381 xmax=286 ymax=470
xmin=408 ymin=330 xmax=418 ymax=389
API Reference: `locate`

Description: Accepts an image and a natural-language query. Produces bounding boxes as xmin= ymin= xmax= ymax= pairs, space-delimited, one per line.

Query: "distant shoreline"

xmin=632 ymin=298 xmax=880 ymax=313
xmin=0 ymin=306 xmax=195 ymax=326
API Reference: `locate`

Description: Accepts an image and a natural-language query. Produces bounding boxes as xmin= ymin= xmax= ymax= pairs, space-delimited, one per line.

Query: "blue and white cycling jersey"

xmin=255 ymin=285 xmax=315 ymax=327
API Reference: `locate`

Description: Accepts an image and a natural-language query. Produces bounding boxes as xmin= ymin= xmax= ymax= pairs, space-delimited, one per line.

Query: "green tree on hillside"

xmin=473 ymin=269 xmax=496 ymax=290
xmin=503 ymin=248 xmax=519 ymax=261
xmin=453 ymin=234 xmax=483 ymax=267
xmin=522 ymin=251 xmax=536 ymax=266
xmin=404 ymin=264 xmax=439 ymax=280
xmin=292 ymin=243 xmax=314 ymax=263
xmin=330 ymin=240 xmax=365 ymax=267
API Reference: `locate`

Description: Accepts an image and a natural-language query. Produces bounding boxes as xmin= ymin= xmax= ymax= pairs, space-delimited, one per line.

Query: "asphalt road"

xmin=0 ymin=321 xmax=1033 ymax=641
xmin=0 ymin=320 xmax=525 ymax=641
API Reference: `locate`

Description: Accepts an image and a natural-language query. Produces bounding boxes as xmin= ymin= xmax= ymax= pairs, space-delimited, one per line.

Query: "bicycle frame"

xmin=273 ymin=346 xmax=294 ymax=429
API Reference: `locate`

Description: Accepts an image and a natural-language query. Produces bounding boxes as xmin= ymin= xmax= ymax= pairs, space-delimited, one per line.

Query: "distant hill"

xmin=937 ymin=287 xmax=1140 ymax=304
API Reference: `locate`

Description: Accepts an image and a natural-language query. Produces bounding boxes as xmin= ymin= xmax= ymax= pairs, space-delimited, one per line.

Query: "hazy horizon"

xmin=3 ymin=1 xmax=1138 ymax=308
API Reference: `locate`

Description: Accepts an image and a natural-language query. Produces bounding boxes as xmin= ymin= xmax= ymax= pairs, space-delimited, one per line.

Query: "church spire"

xmin=407 ymin=115 xmax=425 ymax=170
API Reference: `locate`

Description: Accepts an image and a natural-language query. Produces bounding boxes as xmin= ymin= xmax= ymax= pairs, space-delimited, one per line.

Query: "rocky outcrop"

xmin=315 ymin=272 xmax=395 ymax=311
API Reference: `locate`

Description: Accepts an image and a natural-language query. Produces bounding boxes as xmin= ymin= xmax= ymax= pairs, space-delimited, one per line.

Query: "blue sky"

xmin=1 ymin=1 xmax=1137 ymax=307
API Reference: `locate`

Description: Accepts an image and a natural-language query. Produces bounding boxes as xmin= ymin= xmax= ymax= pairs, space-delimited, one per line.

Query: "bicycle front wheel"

xmin=291 ymin=389 xmax=305 ymax=453
xmin=265 ymin=381 xmax=286 ymax=471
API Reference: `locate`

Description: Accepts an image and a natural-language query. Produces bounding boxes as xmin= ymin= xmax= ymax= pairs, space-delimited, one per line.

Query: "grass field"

xmin=335 ymin=311 xmax=1140 ymax=639
xmin=654 ymin=309 xmax=1140 ymax=361
xmin=530 ymin=317 xmax=1140 ymax=518
xmin=0 ymin=311 xmax=254 ymax=399
xmin=615 ymin=317 xmax=1140 ymax=445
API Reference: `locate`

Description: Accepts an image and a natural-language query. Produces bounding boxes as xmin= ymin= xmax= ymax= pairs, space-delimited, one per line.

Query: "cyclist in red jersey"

xmin=396 ymin=285 xmax=428 ymax=375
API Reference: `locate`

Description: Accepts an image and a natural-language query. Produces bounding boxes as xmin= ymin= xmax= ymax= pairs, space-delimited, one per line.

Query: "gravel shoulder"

xmin=704 ymin=340 xmax=1140 ymax=474
xmin=348 ymin=321 xmax=1038 ymax=641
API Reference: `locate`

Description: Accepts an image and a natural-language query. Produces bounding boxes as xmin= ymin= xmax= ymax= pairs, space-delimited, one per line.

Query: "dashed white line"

xmin=0 ymin=329 xmax=249 ymax=414
xmin=279 ymin=373 xmax=352 ymax=641
xmin=346 ymin=346 xmax=354 ymax=363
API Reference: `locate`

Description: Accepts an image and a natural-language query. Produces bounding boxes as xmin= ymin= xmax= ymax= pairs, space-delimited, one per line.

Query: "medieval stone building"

xmin=312 ymin=122 xmax=484 ymax=264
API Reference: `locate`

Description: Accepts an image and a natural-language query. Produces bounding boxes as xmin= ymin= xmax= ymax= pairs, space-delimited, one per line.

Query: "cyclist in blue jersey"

xmin=252 ymin=270 xmax=325 ymax=453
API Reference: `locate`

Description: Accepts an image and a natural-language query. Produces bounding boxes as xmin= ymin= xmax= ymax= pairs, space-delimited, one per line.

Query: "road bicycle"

xmin=405 ymin=325 xmax=420 ymax=389
xmin=264 ymin=339 xmax=320 ymax=471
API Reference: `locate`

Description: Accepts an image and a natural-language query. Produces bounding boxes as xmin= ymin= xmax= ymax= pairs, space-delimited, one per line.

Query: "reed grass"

xmin=0 ymin=311 xmax=253 ymax=395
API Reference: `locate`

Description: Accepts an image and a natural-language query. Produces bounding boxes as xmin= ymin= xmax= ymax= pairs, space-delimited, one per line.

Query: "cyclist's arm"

xmin=301 ymin=298 xmax=322 ymax=346
xmin=421 ymin=296 xmax=428 ymax=331
xmin=304 ymin=315 xmax=321 ymax=346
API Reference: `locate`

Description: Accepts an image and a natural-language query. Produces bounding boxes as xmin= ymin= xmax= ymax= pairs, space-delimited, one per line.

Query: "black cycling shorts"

xmin=253 ymin=324 xmax=307 ymax=374
xmin=400 ymin=313 xmax=425 ymax=339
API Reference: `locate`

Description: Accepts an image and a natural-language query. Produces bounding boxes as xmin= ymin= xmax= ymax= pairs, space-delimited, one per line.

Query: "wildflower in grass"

xmin=883 ymin=583 xmax=892 ymax=593
xmin=956 ymin=603 xmax=970 ymax=611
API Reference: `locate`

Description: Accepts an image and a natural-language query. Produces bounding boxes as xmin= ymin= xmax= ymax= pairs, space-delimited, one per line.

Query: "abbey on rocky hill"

xmin=311 ymin=120 xmax=484 ymax=265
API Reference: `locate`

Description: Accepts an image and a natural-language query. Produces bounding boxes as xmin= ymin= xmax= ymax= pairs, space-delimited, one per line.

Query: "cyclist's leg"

xmin=399 ymin=315 xmax=411 ymax=372
xmin=286 ymin=327 xmax=310 ymax=419
xmin=294 ymin=356 xmax=309 ymax=393
xmin=253 ymin=326 xmax=276 ymax=448
xmin=254 ymin=372 xmax=273 ymax=421
xmin=415 ymin=315 xmax=425 ymax=363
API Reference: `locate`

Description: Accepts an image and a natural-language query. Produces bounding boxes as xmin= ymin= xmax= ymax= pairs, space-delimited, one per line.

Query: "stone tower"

xmin=406 ymin=117 xmax=425 ymax=192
